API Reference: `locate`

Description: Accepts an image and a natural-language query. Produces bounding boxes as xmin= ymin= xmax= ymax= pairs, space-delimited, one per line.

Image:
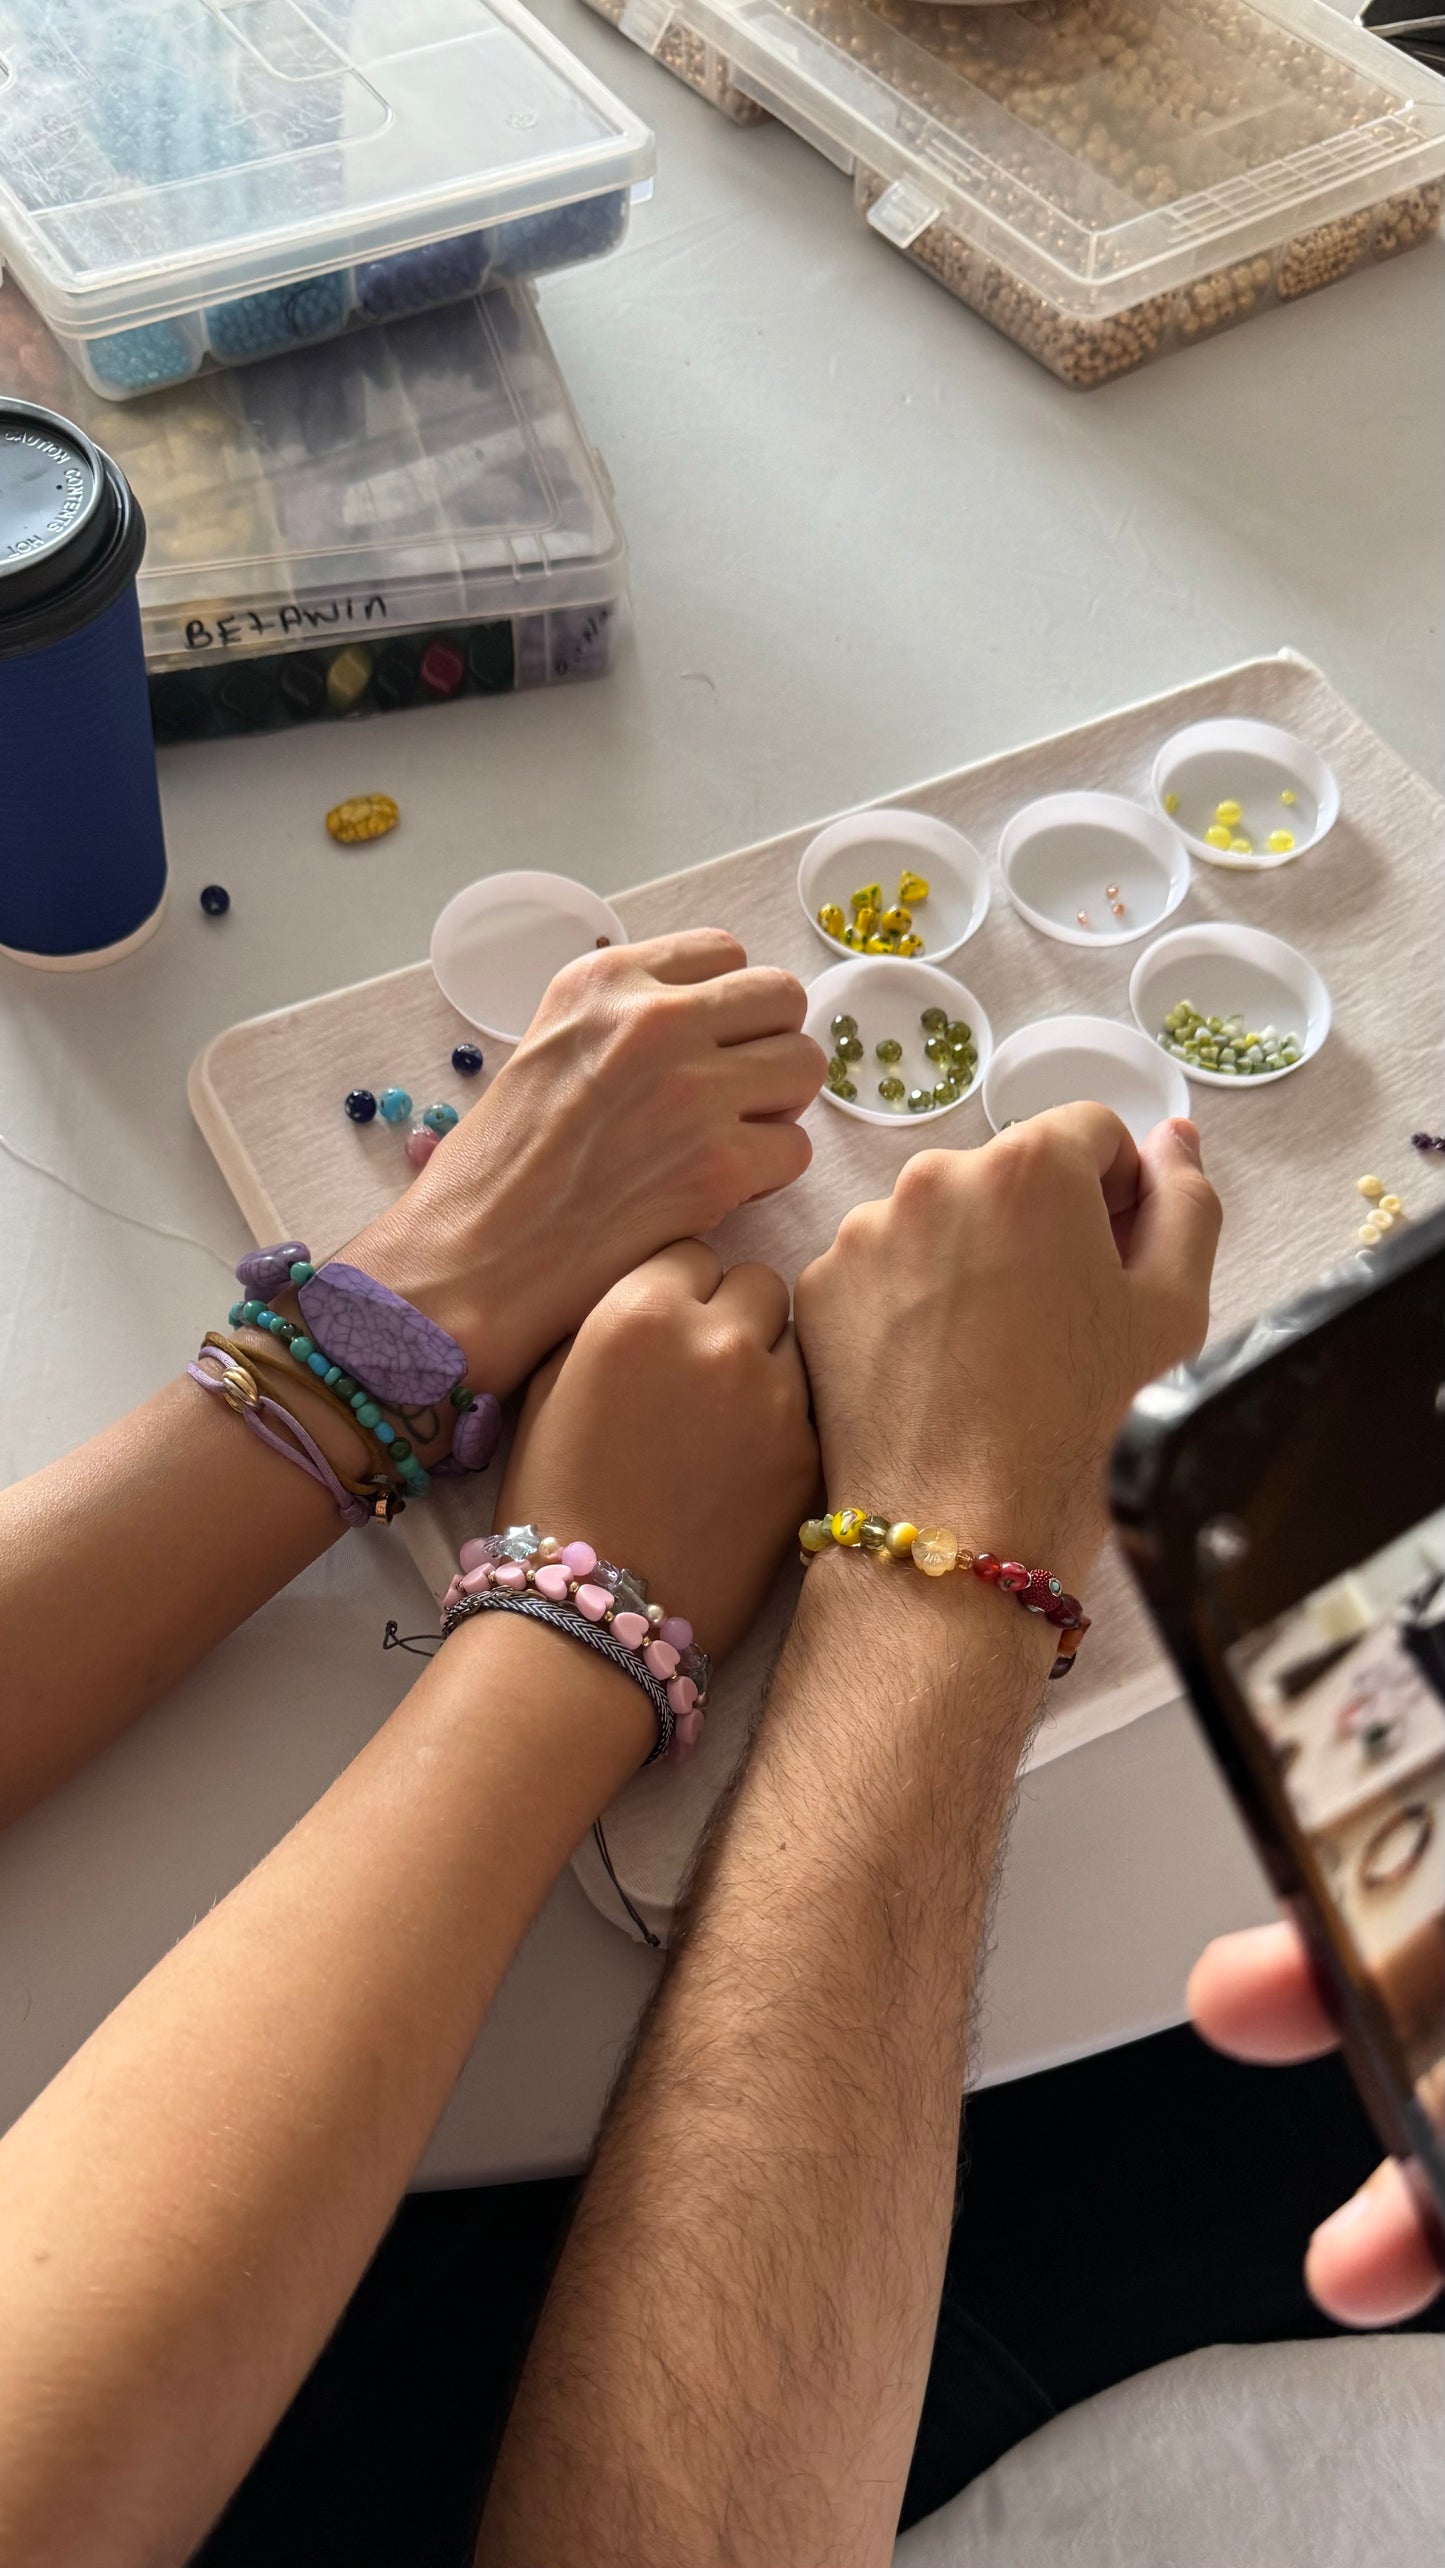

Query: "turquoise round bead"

xmin=290 ymin=1336 xmax=315 ymax=1363
xmin=349 ymin=1390 xmax=369 ymax=1411
xmin=422 ymin=1101 xmax=459 ymax=1137
xmin=373 ymin=1419 xmax=396 ymax=1445
xmin=406 ymin=1466 xmax=431 ymax=1494
xmin=377 ymin=1090 xmax=412 ymax=1128
xmin=307 ymin=1351 xmax=329 ymax=1376
xmin=289 ymin=1260 xmax=315 ymax=1285
xmin=355 ymin=1401 xmax=382 ymax=1429
xmin=228 ymin=1301 xmax=243 ymax=1327
xmin=324 ymin=1366 xmax=342 ymax=1386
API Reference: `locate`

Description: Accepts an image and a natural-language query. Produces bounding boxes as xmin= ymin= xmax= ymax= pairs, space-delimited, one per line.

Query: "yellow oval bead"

xmin=1215 ymin=800 xmax=1242 ymax=825
xmin=1162 ymin=791 xmax=1180 ymax=814
xmin=1266 ymin=830 xmax=1295 ymax=854
xmin=1229 ymin=837 xmax=1252 ymax=855
xmin=831 ymin=1508 xmax=867 ymax=1547
xmin=1204 ymin=825 xmax=1233 ymax=850
xmin=884 ymin=1520 xmax=920 ymax=1558
xmin=326 ymin=791 xmax=399 ymax=844
xmin=854 ymin=905 xmax=880 ymax=938
xmin=1280 ymin=789 xmax=1297 ymax=805
xmin=817 ymin=902 xmax=846 ymax=939
xmin=911 ymin=1526 xmax=960 ymax=1577
xmin=897 ymin=870 xmax=930 ymax=905
xmin=1357 ymin=1175 xmax=1384 ymax=1199
xmin=864 ymin=933 xmax=894 ymax=953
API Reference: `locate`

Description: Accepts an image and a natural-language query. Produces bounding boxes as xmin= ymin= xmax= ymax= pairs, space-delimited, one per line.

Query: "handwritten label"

xmin=183 ymin=593 xmax=390 ymax=651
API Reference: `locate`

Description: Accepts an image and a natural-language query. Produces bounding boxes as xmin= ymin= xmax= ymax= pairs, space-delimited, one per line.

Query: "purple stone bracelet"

xmin=297 ymin=1261 xmax=466 ymax=1407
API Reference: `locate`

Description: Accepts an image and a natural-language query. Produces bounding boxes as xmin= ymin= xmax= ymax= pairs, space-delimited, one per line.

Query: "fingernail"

xmin=1169 ymin=1117 xmax=1203 ymax=1166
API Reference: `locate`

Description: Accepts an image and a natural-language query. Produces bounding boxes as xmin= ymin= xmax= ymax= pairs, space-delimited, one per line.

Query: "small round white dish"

xmin=1129 ymin=923 xmax=1331 ymax=1088
xmin=798 ymin=808 xmax=989 ymax=966
xmin=804 ymin=956 xmax=993 ymax=1127
xmin=982 ymin=1014 xmax=1189 ymax=1145
xmin=1149 ymin=718 xmax=1340 ymax=870
xmin=430 ymin=870 xmax=627 ymax=1044
xmin=998 ymin=790 xmax=1190 ymax=949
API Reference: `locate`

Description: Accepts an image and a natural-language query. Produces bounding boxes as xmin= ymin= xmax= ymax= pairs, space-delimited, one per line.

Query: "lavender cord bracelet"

xmin=188 ymin=1345 xmax=373 ymax=1527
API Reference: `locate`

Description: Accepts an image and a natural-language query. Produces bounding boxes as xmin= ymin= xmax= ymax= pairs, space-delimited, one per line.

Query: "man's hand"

xmin=795 ymin=1108 xmax=1222 ymax=1596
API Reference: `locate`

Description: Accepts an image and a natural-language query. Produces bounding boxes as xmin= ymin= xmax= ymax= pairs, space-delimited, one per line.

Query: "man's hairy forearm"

xmin=478 ymin=1556 xmax=1055 ymax=2568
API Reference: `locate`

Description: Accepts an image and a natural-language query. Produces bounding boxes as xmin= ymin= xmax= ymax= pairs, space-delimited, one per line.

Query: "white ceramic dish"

xmin=430 ymin=870 xmax=627 ymax=1044
xmin=1129 ymin=923 xmax=1332 ymax=1088
xmin=1149 ymin=718 xmax=1340 ymax=870
xmin=982 ymin=1014 xmax=1189 ymax=1145
xmin=998 ymin=790 xmax=1190 ymax=948
xmin=804 ymin=956 xmax=993 ymax=1126
xmin=798 ymin=807 xmax=989 ymax=966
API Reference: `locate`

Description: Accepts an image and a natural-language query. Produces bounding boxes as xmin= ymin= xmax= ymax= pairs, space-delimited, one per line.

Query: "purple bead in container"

xmin=0 ymin=401 xmax=167 ymax=967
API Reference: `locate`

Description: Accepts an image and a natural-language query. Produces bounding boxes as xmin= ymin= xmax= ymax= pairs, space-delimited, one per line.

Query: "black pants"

xmin=194 ymin=2026 xmax=1444 ymax=2567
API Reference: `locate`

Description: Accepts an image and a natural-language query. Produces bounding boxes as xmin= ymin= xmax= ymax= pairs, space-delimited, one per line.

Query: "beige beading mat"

xmin=190 ymin=652 xmax=1445 ymax=1941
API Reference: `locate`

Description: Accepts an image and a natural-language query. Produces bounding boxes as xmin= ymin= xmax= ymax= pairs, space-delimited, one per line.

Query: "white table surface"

xmin=2 ymin=0 xmax=1440 ymax=2183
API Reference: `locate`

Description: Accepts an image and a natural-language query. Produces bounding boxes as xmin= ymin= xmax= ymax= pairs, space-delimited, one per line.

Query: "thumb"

xmin=1123 ymin=1119 xmax=1222 ymax=1365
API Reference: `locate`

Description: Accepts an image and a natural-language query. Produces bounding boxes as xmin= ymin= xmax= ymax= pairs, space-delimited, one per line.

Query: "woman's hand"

xmin=348 ymin=933 xmax=825 ymax=1395
xmin=1189 ymin=1921 xmax=1445 ymax=2325
xmin=794 ymin=1109 xmax=1222 ymax=1600
xmin=493 ymin=1241 xmax=819 ymax=1662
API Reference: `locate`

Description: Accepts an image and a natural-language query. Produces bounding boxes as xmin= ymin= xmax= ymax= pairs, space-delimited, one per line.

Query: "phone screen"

xmin=1228 ymin=1507 xmax=1445 ymax=2114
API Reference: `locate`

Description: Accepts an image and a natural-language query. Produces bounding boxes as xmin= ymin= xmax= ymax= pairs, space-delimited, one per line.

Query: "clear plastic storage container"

xmin=584 ymin=0 xmax=1445 ymax=383
xmin=0 ymin=276 xmax=628 ymax=734
xmin=0 ymin=0 xmax=654 ymax=398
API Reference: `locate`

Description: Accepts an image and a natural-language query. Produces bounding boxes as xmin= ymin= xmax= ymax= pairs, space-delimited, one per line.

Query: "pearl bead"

xmin=1356 ymin=1175 xmax=1385 ymax=1199
xmin=1380 ymin=1194 xmax=1403 ymax=1215
xmin=1359 ymin=1223 xmax=1381 ymax=1245
xmin=536 ymin=1536 xmax=560 ymax=1561
xmin=646 ymin=1602 xmax=665 ymax=1626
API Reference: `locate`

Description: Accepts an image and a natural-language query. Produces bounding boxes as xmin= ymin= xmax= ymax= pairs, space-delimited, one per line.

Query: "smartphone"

xmin=1110 ymin=1206 xmax=1445 ymax=2232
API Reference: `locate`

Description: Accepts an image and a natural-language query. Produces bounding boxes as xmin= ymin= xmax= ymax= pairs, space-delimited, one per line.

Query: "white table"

xmin=1 ymin=0 xmax=1439 ymax=2182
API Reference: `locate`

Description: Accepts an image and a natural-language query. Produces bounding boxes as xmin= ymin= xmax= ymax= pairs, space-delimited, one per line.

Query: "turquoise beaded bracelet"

xmin=227 ymin=1290 xmax=434 ymax=1497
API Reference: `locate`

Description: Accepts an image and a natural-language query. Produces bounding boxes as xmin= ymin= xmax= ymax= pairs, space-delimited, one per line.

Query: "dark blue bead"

xmin=199 ymin=883 xmax=230 ymax=915
xmin=344 ymin=1089 xmax=378 ymax=1124
xmin=451 ymin=1043 xmax=485 ymax=1076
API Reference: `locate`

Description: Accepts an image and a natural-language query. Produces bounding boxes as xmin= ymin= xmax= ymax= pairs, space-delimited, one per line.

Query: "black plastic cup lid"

xmin=0 ymin=397 xmax=146 ymax=658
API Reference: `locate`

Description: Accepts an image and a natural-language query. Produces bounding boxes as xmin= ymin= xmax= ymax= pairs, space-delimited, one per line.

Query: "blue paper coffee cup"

xmin=0 ymin=399 xmax=167 ymax=967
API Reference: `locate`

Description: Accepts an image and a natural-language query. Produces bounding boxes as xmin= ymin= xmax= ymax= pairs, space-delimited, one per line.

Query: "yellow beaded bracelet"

xmin=798 ymin=1508 xmax=1089 ymax=1676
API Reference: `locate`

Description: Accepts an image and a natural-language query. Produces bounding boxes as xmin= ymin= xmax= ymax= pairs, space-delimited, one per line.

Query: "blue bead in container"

xmin=0 ymin=401 xmax=168 ymax=966
xmin=354 ymin=230 xmax=490 ymax=320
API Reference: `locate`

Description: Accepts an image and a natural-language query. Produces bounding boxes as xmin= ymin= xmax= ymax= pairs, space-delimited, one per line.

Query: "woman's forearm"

xmin=0 ymin=1612 xmax=653 ymax=2568
xmin=477 ymin=1559 xmax=1054 ymax=2568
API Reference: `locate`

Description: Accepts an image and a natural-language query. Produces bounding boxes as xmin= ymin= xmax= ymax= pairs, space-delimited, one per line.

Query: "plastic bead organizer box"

xmin=581 ymin=0 xmax=1445 ymax=385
